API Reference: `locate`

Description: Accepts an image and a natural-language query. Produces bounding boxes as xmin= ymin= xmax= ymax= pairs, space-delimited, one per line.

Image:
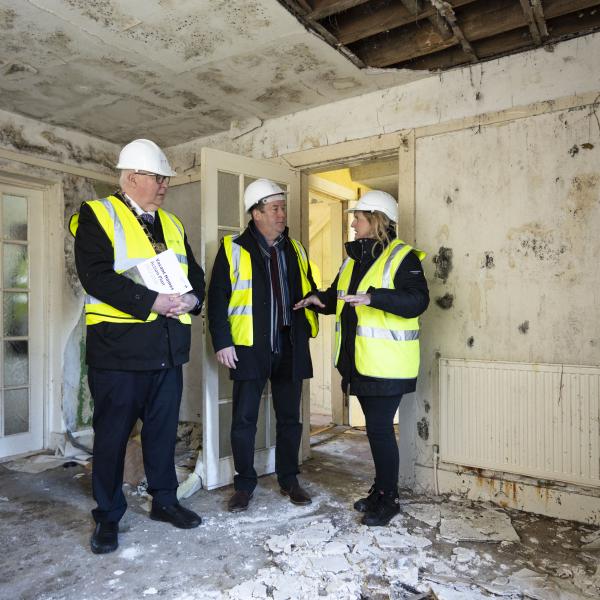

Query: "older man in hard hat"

xmin=207 ymin=179 xmax=318 ymax=512
xmin=70 ymin=139 xmax=205 ymax=554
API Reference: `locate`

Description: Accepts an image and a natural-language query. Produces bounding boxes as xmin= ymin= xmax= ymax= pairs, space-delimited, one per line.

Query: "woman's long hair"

xmin=360 ymin=210 xmax=395 ymax=256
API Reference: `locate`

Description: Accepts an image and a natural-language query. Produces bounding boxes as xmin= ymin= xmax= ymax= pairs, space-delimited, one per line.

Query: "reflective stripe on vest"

xmin=222 ymin=235 xmax=318 ymax=347
xmin=334 ymin=239 xmax=426 ymax=379
xmin=71 ymin=196 xmax=191 ymax=325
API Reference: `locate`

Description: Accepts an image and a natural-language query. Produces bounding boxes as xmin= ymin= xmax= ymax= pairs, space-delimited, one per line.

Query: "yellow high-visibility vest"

xmin=69 ymin=195 xmax=191 ymax=325
xmin=222 ymin=235 xmax=318 ymax=346
xmin=335 ymin=239 xmax=426 ymax=379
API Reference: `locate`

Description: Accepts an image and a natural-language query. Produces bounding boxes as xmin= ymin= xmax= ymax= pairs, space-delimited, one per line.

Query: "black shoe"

xmin=280 ymin=482 xmax=312 ymax=506
xmin=361 ymin=490 xmax=400 ymax=527
xmin=150 ymin=502 xmax=202 ymax=529
xmin=228 ymin=490 xmax=253 ymax=513
xmin=90 ymin=522 xmax=119 ymax=554
xmin=353 ymin=484 xmax=378 ymax=513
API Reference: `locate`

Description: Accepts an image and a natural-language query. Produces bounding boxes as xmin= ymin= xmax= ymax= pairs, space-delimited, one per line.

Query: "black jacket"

xmin=316 ymin=236 xmax=429 ymax=397
xmin=74 ymin=196 xmax=205 ymax=371
xmin=207 ymin=225 xmax=317 ymax=381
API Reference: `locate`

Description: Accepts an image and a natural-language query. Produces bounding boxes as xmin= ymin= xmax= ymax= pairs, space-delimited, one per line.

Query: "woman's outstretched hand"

xmin=342 ymin=293 xmax=371 ymax=307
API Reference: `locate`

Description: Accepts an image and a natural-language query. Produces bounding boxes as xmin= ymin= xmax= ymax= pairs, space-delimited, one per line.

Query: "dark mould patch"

xmin=254 ymin=86 xmax=304 ymax=111
xmin=424 ymin=400 xmax=431 ymax=414
xmin=518 ymin=320 xmax=530 ymax=334
xmin=0 ymin=124 xmax=60 ymax=157
xmin=445 ymin=194 xmax=453 ymax=205
xmin=475 ymin=91 xmax=482 ymax=101
xmin=467 ymin=336 xmax=475 ymax=347
xmin=482 ymin=251 xmax=495 ymax=269
xmin=519 ymin=236 xmax=567 ymax=262
xmin=417 ymin=418 xmax=429 ymax=441
xmin=435 ymin=293 xmax=454 ymax=309
xmin=433 ymin=247 xmax=453 ymax=283
xmin=568 ymin=144 xmax=579 ymax=157
xmin=581 ymin=142 xmax=595 ymax=150
xmin=180 ymin=91 xmax=204 ymax=110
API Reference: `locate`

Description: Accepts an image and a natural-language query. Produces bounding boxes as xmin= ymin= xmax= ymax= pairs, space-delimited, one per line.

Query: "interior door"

xmin=200 ymin=148 xmax=300 ymax=490
xmin=0 ymin=182 xmax=44 ymax=459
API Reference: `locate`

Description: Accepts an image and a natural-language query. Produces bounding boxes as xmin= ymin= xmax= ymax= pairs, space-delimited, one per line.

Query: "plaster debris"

xmin=438 ymin=506 xmax=520 ymax=543
xmin=120 ymin=547 xmax=142 ymax=561
xmin=3 ymin=439 xmax=90 ymax=473
xmin=0 ymin=496 xmax=8 ymax=502
xmin=403 ymin=503 xmax=442 ymax=527
xmin=142 ymin=588 xmax=158 ymax=596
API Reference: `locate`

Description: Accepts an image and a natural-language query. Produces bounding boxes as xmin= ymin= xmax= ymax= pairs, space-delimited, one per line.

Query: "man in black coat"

xmin=72 ymin=139 xmax=205 ymax=554
xmin=207 ymin=179 xmax=317 ymax=512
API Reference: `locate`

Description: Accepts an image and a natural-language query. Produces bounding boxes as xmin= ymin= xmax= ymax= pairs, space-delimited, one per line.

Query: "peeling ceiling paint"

xmin=0 ymin=0 xmax=427 ymax=146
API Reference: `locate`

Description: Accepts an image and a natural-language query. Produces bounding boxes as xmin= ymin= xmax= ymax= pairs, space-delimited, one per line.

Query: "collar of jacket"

xmin=344 ymin=229 xmax=397 ymax=263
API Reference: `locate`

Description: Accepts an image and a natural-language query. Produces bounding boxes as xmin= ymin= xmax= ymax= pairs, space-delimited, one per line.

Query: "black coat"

xmin=207 ymin=226 xmax=317 ymax=381
xmin=316 ymin=237 xmax=429 ymax=397
xmin=74 ymin=197 xmax=205 ymax=371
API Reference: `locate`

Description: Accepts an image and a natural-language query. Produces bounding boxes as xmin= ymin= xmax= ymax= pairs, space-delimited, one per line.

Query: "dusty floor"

xmin=1 ymin=428 xmax=599 ymax=600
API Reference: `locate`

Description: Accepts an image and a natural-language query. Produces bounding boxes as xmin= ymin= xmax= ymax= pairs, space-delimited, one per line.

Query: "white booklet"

xmin=121 ymin=248 xmax=192 ymax=296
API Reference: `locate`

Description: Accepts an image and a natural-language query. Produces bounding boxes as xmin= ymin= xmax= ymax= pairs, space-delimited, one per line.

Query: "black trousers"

xmin=88 ymin=366 xmax=183 ymax=523
xmin=231 ymin=334 xmax=303 ymax=492
xmin=357 ymin=394 xmax=403 ymax=493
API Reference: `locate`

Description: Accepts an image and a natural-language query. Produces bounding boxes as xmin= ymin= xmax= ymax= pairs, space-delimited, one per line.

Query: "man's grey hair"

xmin=119 ymin=169 xmax=133 ymax=189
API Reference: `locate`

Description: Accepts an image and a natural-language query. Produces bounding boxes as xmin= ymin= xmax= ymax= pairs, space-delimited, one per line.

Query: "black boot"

xmin=361 ymin=489 xmax=400 ymax=526
xmin=353 ymin=484 xmax=378 ymax=513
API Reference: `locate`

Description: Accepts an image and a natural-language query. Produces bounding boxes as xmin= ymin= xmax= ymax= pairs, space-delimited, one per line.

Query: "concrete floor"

xmin=1 ymin=428 xmax=599 ymax=600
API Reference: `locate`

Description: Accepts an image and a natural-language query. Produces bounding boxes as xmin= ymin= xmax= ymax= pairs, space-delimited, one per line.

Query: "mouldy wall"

xmin=412 ymin=105 xmax=600 ymax=520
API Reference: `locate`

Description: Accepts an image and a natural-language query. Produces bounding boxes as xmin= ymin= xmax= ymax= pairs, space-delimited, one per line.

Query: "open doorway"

xmin=307 ymin=156 xmax=399 ymax=432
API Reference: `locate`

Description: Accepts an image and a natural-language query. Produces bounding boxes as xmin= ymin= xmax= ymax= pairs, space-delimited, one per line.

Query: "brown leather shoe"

xmin=280 ymin=482 xmax=312 ymax=506
xmin=227 ymin=490 xmax=253 ymax=512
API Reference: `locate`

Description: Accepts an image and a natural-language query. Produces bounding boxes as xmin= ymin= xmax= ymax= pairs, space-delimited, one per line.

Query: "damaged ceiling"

xmin=281 ymin=0 xmax=600 ymax=71
xmin=0 ymin=0 xmax=424 ymax=147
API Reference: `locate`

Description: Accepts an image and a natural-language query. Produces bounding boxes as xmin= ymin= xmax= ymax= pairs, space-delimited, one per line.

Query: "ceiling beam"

xmin=400 ymin=0 xmax=453 ymax=40
xmin=397 ymin=4 xmax=600 ymax=70
xmin=531 ymin=0 xmax=549 ymax=38
xmin=519 ymin=0 xmax=543 ymax=44
xmin=307 ymin=0 xmax=371 ymax=20
xmin=333 ymin=0 xmax=477 ymax=45
xmin=430 ymin=0 xmax=478 ymax=60
xmin=352 ymin=0 xmax=600 ymax=68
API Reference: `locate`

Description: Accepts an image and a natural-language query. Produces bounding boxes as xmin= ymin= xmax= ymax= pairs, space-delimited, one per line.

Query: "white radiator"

xmin=440 ymin=358 xmax=600 ymax=488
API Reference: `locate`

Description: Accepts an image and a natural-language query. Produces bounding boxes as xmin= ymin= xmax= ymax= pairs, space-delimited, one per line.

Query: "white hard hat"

xmin=348 ymin=190 xmax=397 ymax=222
xmin=243 ymin=179 xmax=287 ymax=212
xmin=116 ymin=138 xmax=176 ymax=177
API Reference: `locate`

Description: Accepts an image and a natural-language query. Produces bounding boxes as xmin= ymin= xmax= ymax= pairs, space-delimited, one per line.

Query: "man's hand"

xmin=293 ymin=294 xmax=325 ymax=310
xmin=152 ymin=293 xmax=180 ymax=316
xmin=216 ymin=346 xmax=238 ymax=369
xmin=165 ymin=293 xmax=198 ymax=318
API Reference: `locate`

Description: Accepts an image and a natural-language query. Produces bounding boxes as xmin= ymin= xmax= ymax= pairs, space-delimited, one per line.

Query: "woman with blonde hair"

xmin=294 ymin=191 xmax=429 ymax=526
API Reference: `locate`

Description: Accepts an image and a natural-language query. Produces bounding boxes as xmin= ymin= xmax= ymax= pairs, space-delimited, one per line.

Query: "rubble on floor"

xmin=0 ymin=427 xmax=598 ymax=599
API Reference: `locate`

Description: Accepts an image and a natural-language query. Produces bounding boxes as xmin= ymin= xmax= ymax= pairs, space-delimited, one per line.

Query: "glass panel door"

xmin=0 ymin=184 xmax=43 ymax=458
xmin=200 ymin=148 xmax=300 ymax=489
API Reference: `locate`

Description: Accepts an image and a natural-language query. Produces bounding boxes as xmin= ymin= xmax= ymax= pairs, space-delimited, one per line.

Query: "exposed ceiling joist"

xmin=400 ymin=0 xmax=453 ymax=40
xmin=531 ymin=0 xmax=550 ymax=37
xmin=308 ymin=0 xmax=371 ymax=20
xmin=430 ymin=0 xmax=478 ymax=60
xmin=519 ymin=0 xmax=544 ymax=43
xmin=331 ymin=0 xmax=477 ymax=46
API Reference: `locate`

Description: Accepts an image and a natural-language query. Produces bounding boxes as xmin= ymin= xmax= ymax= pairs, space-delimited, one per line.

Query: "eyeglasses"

xmin=134 ymin=171 xmax=170 ymax=185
